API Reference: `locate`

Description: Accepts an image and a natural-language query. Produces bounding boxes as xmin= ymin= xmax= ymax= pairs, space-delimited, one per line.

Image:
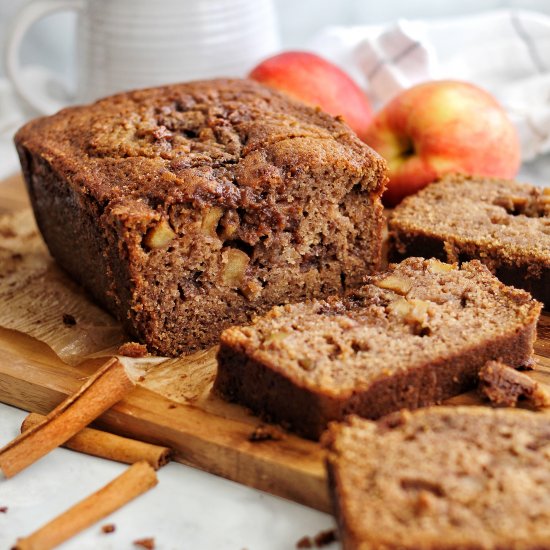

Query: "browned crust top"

xmin=15 ymin=78 xmax=386 ymax=211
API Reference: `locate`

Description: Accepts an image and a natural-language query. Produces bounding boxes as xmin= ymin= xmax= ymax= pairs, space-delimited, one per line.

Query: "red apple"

xmin=363 ymin=80 xmax=521 ymax=206
xmin=249 ymin=51 xmax=373 ymax=140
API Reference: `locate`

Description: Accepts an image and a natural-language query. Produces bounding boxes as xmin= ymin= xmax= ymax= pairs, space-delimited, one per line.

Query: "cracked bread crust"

xmin=214 ymin=258 xmax=541 ymax=439
xmin=389 ymin=174 xmax=550 ymax=307
xmin=14 ymin=78 xmax=387 ymax=355
xmin=323 ymin=408 xmax=550 ymax=549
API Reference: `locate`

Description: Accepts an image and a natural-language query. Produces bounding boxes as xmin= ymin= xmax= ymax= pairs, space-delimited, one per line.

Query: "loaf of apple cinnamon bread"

xmin=15 ymin=78 xmax=387 ymax=355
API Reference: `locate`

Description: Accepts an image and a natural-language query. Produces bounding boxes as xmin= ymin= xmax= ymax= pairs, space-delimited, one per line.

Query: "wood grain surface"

xmin=0 ymin=173 xmax=29 ymax=213
xmin=0 ymin=173 xmax=548 ymax=512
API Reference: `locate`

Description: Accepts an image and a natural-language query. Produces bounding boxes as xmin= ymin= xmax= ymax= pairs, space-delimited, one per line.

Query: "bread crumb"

xmin=0 ymin=227 xmax=16 ymax=238
xmin=133 ymin=538 xmax=155 ymax=549
xmin=168 ymin=403 xmax=177 ymax=409
xmin=62 ymin=313 xmax=76 ymax=326
xmin=296 ymin=529 xmax=337 ymax=548
xmin=248 ymin=424 xmax=284 ymax=442
xmin=101 ymin=524 xmax=115 ymax=534
xmin=118 ymin=342 xmax=148 ymax=358
xmin=479 ymin=361 xmax=550 ymax=409
xmin=313 ymin=529 xmax=337 ymax=547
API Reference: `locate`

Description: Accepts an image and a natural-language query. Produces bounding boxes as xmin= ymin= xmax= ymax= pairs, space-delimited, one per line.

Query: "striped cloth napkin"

xmin=309 ymin=9 xmax=550 ymax=161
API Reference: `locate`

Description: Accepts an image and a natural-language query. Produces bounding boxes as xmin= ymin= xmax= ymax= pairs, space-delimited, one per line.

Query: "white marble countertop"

xmin=0 ymin=405 xmax=336 ymax=550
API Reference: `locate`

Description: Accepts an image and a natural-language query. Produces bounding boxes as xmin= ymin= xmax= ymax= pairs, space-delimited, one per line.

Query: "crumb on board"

xmin=0 ymin=506 xmax=7 ymax=513
xmin=314 ymin=529 xmax=337 ymax=546
xmin=168 ymin=403 xmax=177 ymax=409
xmin=133 ymin=537 xmax=155 ymax=549
xmin=296 ymin=529 xmax=338 ymax=548
xmin=62 ymin=313 xmax=76 ymax=326
xmin=118 ymin=342 xmax=149 ymax=358
xmin=479 ymin=360 xmax=550 ymax=409
xmin=101 ymin=524 xmax=116 ymax=534
xmin=0 ymin=227 xmax=16 ymax=238
xmin=248 ymin=424 xmax=285 ymax=442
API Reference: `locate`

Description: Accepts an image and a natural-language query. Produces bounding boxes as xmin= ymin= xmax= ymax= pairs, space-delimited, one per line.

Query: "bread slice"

xmin=323 ymin=408 xmax=550 ymax=549
xmin=214 ymin=258 xmax=541 ymax=439
xmin=389 ymin=174 xmax=550 ymax=307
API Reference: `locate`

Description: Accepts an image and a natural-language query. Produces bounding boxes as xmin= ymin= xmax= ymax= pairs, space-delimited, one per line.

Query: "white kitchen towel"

xmin=309 ymin=9 xmax=550 ymax=161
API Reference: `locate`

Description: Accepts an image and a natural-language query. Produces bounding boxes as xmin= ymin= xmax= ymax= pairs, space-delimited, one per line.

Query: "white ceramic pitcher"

xmin=4 ymin=0 xmax=280 ymax=114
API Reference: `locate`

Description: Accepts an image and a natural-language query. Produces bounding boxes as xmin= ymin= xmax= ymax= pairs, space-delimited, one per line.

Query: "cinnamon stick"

xmin=0 ymin=357 xmax=134 ymax=478
xmin=21 ymin=413 xmax=171 ymax=470
xmin=13 ymin=461 xmax=158 ymax=550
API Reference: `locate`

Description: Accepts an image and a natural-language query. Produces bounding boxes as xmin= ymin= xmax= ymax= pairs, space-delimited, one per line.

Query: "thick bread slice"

xmin=215 ymin=258 xmax=541 ymax=439
xmin=323 ymin=407 xmax=550 ymax=550
xmin=389 ymin=174 xmax=550 ymax=307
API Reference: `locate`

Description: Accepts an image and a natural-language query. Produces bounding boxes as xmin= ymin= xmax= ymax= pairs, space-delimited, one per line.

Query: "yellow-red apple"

xmin=249 ymin=51 xmax=373 ymax=140
xmin=363 ymin=80 xmax=521 ymax=206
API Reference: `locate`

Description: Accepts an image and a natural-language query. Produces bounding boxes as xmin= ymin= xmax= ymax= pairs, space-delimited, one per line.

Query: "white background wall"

xmin=3 ymin=0 xmax=550 ymax=79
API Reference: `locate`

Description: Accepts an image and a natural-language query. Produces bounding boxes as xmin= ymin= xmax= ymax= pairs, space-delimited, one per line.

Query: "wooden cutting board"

xmin=0 ymin=173 xmax=549 ymax=513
